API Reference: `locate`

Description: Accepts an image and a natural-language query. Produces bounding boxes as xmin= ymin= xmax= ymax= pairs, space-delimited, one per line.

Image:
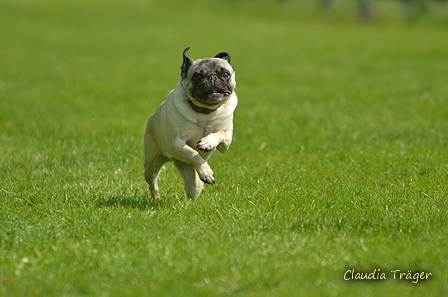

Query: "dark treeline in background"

xmin=229 ymin=0 xmax=448 ymax=22
xmin=319 ymin=0 xmax=447 ymax=20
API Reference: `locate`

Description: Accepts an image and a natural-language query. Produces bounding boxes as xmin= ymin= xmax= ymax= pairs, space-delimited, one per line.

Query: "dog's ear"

xmin=215 ymin=52 xmax=233 ymax=68
xmin=181 ymin=47 xmax=194 ymax=78
xmin=215 ymin=52 xmax=231 ymax=63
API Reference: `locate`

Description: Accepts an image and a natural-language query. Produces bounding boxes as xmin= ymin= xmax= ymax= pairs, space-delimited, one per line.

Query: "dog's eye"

xmin=222 ymin=71 xmax=231 ymax=79
xmin=193 ymin=72 xmax=204 ymax=80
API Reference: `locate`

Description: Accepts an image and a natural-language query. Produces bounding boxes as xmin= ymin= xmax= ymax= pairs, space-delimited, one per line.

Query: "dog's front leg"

xmin=196 ymin=130 xmax=232 ymax=153
xmin=173 ymin=138 xmax=215 ymax=184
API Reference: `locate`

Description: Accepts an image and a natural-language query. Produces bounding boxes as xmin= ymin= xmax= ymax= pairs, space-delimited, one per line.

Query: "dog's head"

xmin=180 ymin=47 xmax=236 ymax=106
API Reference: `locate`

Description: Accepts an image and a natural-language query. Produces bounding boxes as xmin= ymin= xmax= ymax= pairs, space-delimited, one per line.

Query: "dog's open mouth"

xmin=196 ymin=88 xmax=231 ymax=103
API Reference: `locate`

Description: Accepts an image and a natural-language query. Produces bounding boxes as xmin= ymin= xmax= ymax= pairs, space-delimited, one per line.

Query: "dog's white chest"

xmin=184 ymin=124 xmax=211 ymax=146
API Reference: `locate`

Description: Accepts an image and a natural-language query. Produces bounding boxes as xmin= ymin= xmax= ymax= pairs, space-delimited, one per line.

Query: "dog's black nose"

xmin=208 ymin=75 xmax=219 ymax=82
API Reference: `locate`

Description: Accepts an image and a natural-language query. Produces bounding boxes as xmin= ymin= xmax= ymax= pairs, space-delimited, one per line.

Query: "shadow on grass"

xmin=95 ymin=194 xmax=168 ymax=211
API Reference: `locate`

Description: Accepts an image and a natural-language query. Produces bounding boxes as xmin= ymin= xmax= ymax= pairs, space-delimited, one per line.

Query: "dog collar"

xmin=187 ymin=100 xmax=218 ymax=114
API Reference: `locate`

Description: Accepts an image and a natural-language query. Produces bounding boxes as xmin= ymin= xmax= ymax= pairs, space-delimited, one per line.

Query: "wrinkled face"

xmin=185 ymin=59 xmax=235 ymax=105
xmin=180 ymin=47 xmax=236 ymax=106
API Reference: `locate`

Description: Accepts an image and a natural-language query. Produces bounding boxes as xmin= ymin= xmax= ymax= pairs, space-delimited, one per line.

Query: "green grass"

xmin=1 ymin=0 xmax=448 ymax=296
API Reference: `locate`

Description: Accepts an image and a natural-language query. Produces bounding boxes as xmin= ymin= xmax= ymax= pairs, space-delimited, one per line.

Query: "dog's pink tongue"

xmin=210 ymin=92 xmax=223 ymax=100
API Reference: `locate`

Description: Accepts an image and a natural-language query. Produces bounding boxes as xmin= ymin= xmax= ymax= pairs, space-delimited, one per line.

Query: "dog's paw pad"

xmin=200 ymin=175 xmax=215 ymax=185
xmin=196 ymin=163 xmax=215 ymax=185
xmin=196 ymin=139 xmax=216 ymax=152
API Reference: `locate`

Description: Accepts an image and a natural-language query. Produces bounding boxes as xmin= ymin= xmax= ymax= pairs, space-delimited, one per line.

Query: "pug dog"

xmin=144 ymin=47 xmax=237 ymax=199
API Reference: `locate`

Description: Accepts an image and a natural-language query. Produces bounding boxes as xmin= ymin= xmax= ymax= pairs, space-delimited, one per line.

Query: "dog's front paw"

xmin=196 ymin=162 xmax=215 ymax=185
xmin=196 ymin=135 xmax=219 ymax=152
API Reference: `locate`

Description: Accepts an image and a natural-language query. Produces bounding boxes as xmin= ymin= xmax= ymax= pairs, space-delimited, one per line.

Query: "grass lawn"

xmin=1 ymin=0 xmax=447 ymax=296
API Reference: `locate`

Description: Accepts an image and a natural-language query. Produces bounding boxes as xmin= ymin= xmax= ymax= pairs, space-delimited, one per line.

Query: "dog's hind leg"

xmin=144 ymin=155 xmax=168 ymax=199
xmin=144 ymin=156 xmax=167 ymax=199
xmin=174 ymin=160 xmax=204 ymax=200
xmin=144 ymin=125 xmax=169 ymax=198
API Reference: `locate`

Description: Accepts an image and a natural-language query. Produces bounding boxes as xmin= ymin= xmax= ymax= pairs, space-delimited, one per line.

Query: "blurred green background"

xmin=1 ymin=0 xmax=447 ymax=296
